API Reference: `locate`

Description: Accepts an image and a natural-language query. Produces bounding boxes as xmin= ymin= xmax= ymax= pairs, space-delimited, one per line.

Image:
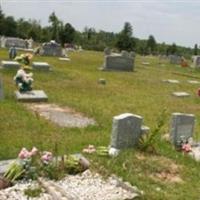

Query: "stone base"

xmin=172 ymin=92 xmax=190 ymax=97
xmin=1 ymin=61 xmax=20 ymax=69
xmin=32 ymin=62 xmax=50 ymax=71
xmin=15 ymin=90 xmax=48 ymax=102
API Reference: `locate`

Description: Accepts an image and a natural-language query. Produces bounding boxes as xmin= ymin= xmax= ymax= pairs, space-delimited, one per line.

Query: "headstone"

xmin=40 ymin=41 xmax=63 ymax=57
xmin=0 ymin=37 xmax=26 ymax=48
xmin=188 ymin=80 xmax=200 ymax=84
xmin=98 ymin=78 xmax=106 ymax=85
xmin=0 ymin=79 xmax=4 ymax=100
xmin=169 ymin=55 xmax=181 ymax=65
xmin=58 ymin=57 xmax=70 ymax=61
xmin=1 ymin=61 xmax=20 ymax=69
xmin=192 ymin=56 xmax=200 ymax=69
xmin=32 ymin=62 xmax=50 ymax=71
xmin=121 ymin=50 xmax=129 ymax=58
xmin=104 ymin=47 xmax=111 ymax=56
xmin=163 ymin=79 xmax=180 ymax=84
xmin=170 ymin=113 xmax=195 ymax=147
xmin=172 ymin=92 xmax=190 ymax=97
xmin=110 ymin=113 xmax=143 ymax=149
xmin=142 ymin=62 xmax=150 ymax=65
xmin=102 ymin=51 xmax=134 ymax=71
xmin=15 ymin=90 xmax=48 ymax=102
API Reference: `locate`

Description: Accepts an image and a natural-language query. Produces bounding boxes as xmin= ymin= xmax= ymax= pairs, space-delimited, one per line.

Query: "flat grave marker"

xmin=15 ymin=90 xmax=48 ymax=102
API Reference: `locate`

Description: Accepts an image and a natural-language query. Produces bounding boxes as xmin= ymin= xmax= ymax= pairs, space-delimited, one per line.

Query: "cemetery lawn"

xmin=1 ymin=49 xmax=200 ymax=199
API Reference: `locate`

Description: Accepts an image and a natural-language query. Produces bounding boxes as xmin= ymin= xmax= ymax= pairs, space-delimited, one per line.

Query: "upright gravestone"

xmin=0 ymin=78 xmax=4 ymax=100
xmin=192 ymin=56 xmax=200 ymax=69
xmin=170 ymin=113 xmax=195 ymax=147
xmin=169 ymin=55 xmax=181 ymax=65
xmin=40 ymin=41 xmax=63 ymax=57
xmin=102 ymin=50 xmax=135 ymax=71
xmin=110 ymin=113 xmax=143 ymax=149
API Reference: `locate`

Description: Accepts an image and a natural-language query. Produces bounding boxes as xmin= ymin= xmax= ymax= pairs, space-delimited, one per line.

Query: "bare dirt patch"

xmin=135 ymin=153 xmax=183 ymax=183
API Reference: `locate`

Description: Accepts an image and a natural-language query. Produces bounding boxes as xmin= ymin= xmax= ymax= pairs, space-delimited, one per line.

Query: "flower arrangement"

xmin=3 ymin=146 xmax=89 ymax=187
xmin=4 ymin=147 xmax=54 ymax=182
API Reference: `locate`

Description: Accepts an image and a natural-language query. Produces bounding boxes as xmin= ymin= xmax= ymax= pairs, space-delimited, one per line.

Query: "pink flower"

xmin=18 ymin=148 xmax=31 ymax=159
xmin=30 ymin=147 xmax=38 ymax=156
xmin=41 ymin=151 xmax=53 ymax=163
xmin=182 ymin=144 xmax=192 ymax=153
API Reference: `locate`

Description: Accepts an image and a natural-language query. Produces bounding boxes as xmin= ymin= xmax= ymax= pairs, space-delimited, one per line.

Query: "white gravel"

xmin=0 ymin=170 xmax=139 ymax=200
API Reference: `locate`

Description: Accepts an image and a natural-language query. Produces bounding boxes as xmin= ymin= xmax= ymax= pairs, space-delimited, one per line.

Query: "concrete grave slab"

xmin=58 ymin=57 xmax=70 ymax=61
xmin=15 ymin=90 xmax=48 ymax=102
xmin=170 ymin=113 xmax=195 ymax=147
xmin=163 ymin=79 xmax=180 ymax=84
xmin=187 ymin=80 xmax=200 ymax=84
xmin=1 ymin=61 xmax=20 ymax=69
xmin=32 ymin=62 xmax=50 ymax=71
xmin=25 ymin=103 xmax=95 ymax=128
xmin=172 ymin=92 xmax=190 ymax=97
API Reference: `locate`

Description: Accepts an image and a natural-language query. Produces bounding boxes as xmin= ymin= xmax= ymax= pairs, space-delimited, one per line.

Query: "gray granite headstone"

xmin=1 ymin=61 xmax=20 ymax=69
xmin=104 ymin=47 xmax=111 ymax=56
xmin=121 ymin=50 xmax=129 ymax=58
xmin=40 ymin=41 xmax=63 ymax=57
xmin=192 ymin=56 xmax=200 ymax=69
xmin=102 ymin=51 xmax=134 ymax=71
xmin=170 ymin=113 xmax=195 ymax=147
xmin=32 ymin=62 xmax=50 ymax=71
xmin=15 ymin=90 xmax=48 ymax=102
xmin=110 ymin=113 xmax=143 ymax=149
xmin=0 ymin=79 xmax=4 ymax=100
xmin=169 ymin=55 xmax=181 ymax=65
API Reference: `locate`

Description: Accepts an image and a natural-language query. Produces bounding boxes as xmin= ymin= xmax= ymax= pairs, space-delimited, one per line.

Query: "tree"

xmin=59 ymin=23 xmax=76 ymax=45
xmin=146 ymin=35 xmax=157 ymax=54
xmin=3 ymin=16 xmax=17 ymax=37
xmin=194 ymin=44 xmax=198 ymax=55
xmin=0 ymin=6 xmax=5 ymax=35
xmin=48 ymin=12 xmax=61 ymax=42
xmin=115 ymin=22 xmax=135 ymax=51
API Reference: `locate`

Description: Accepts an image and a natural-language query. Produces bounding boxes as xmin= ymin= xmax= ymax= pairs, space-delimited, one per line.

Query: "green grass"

xmin=1 ymin=49 xmax=200 ymax=199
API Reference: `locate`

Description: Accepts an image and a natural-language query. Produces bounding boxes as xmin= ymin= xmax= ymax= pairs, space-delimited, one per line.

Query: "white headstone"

xmin=1 ymin=61 xmax=20 ymax=69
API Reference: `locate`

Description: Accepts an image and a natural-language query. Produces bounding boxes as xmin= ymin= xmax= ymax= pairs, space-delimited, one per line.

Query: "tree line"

xmin=0 ymin=8 xmax=198 ymax=57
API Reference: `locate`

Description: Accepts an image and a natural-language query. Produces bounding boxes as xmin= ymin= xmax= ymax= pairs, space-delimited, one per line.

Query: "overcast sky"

xmin=1 ymin=0 xmax=200 ymax=47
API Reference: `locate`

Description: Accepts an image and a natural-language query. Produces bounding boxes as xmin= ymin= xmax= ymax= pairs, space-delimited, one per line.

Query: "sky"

xmin=1 ymin=0 xmax=200 ymax=47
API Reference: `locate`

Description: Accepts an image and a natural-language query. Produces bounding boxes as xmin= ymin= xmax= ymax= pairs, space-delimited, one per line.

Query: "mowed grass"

xmin=1 ymin=49 xmax=200 ymax=199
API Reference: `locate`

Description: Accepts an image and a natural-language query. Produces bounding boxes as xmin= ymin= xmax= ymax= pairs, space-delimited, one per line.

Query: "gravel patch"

xmin=0 ymin=170 xmax=140 ymax=200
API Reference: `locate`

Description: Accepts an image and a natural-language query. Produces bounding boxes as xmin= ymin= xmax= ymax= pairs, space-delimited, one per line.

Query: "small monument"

xmin=13 ymin=59 xmax=48 ymax=102
xmin=192 ymin=56 xmax=200 ymax=69
xmin=169 ymin=55 xmax=181 ymax=65
xmin=101 ymin=49 xmax=135 ymax=71
xmin=110 ymin=113 xmax=149 ymax=149
xmin=40 ymin=41 xmax=63 ymax=57
xmin=170 ymin=113 xmax=195 ymax=147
